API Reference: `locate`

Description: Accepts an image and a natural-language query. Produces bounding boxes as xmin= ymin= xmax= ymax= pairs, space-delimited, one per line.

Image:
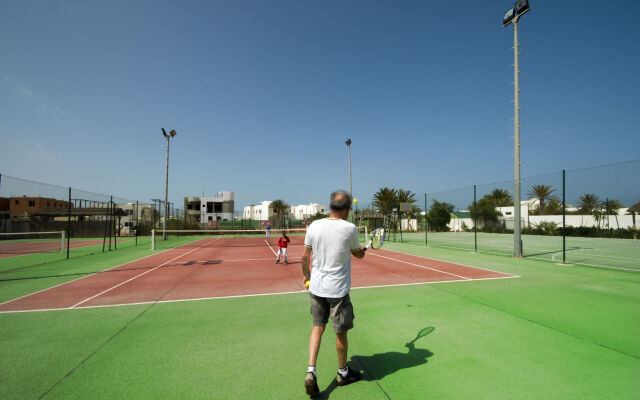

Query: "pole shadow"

xmin=314 ymin=327 xmax=435 ymax=399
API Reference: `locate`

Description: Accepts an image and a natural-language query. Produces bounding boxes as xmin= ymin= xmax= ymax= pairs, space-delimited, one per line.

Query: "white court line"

xmin=382 ymin=248 xmax=519 ymax=275
xmin=0 ymin=241 xmax=194 ymax=308
xmin=368 ymin=252 xmax=473 ymax=280
xmin=264 ymin=239 xmax=278 ymax=256
xmin=0 ymin=275 xmax=521 ymax=314
xmin=69 ymin=241 xmax=214 ymax=308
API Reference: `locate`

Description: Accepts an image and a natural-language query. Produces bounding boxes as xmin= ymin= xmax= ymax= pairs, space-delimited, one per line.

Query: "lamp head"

xmin=170 ymin=130 xmax=177 ymax=137
xmin=515 ymin=0 xmax=530 ymax=16
xmin=345 ymin=138 xmax=352 ymax=146
xmin=503 ymin=7 xmax=515 ymax=26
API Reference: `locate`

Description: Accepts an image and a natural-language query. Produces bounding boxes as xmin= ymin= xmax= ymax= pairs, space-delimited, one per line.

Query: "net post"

xmin=364 ymin=226 xmax=368 ymax=242
xmin=151 ymin=229 xmax=156 ymax=250
xmin=61 ymin=231 xmax=65 ymax=252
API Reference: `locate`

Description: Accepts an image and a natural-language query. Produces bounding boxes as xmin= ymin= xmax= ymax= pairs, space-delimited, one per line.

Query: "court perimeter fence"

xmin=377 ymin=160 xmax=639 ymax=272
xmin=0 ymin=174 xmax=314 ymax=271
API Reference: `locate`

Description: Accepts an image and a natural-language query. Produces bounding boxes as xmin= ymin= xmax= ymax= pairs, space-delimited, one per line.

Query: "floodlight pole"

xmin=345 ymin=138 xmax=353 ymax=222
xmin=162 ymin=129 xmax=177 ymax=241
xmin=512 ymin=16 xmax=522 ymax=257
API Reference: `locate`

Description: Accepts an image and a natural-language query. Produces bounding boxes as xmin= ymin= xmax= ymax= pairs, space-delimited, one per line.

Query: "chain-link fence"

xmin=0 ymin=174 xmax=186 ymax=271
xmin=384 ymin=160 xmax=640 ymax=272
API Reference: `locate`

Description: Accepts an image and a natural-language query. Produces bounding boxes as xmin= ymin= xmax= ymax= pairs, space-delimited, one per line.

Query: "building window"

xmin=506 ymin=212 xmax=512 ymax=216
xmin=47 ymin=202 xmax=51 ymax=207
xmin=28 ymin=200 xmax=36 ymax=207
xmin=15 ymin=200 xmax=19 ymax=205
xmin=208 ymin=216 xmax=213 ymax=222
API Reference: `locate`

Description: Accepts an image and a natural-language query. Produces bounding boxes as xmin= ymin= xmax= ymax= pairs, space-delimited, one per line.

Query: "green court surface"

xmin=397 ymin=231 xmax=640 ymax=272
xmin=1 ymin=241 xmax=638 ymax=399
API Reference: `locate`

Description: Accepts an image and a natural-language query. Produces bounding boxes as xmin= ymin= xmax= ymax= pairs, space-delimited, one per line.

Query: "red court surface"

xmin=0 ymin=238 xmax=517 ymax=313
xmin=0 ymin=239 xmax=126 ymax=259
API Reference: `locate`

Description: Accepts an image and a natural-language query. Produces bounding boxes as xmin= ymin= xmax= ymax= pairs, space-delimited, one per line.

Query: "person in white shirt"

xmin=301 ymin=190 xmax=366 ymax=396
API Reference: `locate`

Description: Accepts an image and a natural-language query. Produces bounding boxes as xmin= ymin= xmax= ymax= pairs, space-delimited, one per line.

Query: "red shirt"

xmin=277 ymin=235 xmax=290 ymax=248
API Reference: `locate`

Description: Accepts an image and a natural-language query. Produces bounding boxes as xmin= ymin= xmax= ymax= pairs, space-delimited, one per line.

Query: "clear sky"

xmin=1 ymin=0 xmax=638 ymax=210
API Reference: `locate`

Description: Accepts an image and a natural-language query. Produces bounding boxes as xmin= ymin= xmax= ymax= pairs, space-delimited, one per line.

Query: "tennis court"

xmin=0 ymin=233 xmax=514 ymax=313
xmin=0 ymin=231 xmax=638 ymax=399
xmin=398 ymin=231 xmax=640 ymax=271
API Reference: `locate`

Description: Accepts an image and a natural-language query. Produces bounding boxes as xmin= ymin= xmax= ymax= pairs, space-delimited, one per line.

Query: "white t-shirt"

xmin=304 ymin=218 xmax=360 ymax=298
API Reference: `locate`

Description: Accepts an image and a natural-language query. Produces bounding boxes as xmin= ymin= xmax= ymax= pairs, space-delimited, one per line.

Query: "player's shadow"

xmin=315 ymin=327 xmax=434 ymax=399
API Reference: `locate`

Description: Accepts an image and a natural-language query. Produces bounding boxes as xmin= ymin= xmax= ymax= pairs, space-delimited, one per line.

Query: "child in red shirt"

xmin=275 ymin=231 xmax=290 ymax=264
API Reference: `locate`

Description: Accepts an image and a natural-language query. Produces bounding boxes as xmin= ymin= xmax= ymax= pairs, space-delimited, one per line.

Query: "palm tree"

xmin=488 ymin=189 xmax=513 ymax=207
xmin=397 ymin=189 xmax=416 ymax=205
xmin=577 ymin=193 xmax=600 ymax=214
xmin=603 ymin=198 xmax=623 ymax=229
xmin=528 ymin=185 xmax=558 ymax=215
xmin=270 ymin=199 xmax=289 ymax=228
xmin=627 ymin=200 xmax=640 ymax=230
xmin=373 ymin=187 xmax=397 ymax=215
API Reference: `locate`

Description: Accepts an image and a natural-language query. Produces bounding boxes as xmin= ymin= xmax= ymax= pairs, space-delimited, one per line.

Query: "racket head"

xmin=370 ymin=226 xmax=385 ymax=249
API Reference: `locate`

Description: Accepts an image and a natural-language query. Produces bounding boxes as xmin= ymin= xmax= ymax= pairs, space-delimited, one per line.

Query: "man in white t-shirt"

xmin=301 ymin=190 xmax=366 ymax=397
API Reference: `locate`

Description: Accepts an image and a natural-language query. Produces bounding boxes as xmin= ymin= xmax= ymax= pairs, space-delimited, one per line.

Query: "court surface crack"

xmin=38 ymin=253 xmax=207 ymax=399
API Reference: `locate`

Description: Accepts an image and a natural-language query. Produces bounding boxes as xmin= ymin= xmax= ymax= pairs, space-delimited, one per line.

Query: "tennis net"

xmin=151 ymin=227 xmax=368 ymax=250
xmin=0 ymin=231 xmax=65 ymax=255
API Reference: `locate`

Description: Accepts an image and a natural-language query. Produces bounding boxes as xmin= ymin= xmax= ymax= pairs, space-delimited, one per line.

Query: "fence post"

xmin=562 ymin=169 xmax=566 ymax=264
xmin=135 ymin=200 xmax=139 ymax=246
xmin=474 ymin=185 xmax=477 ymax=253
xmin=424 ymin=193 xmax=428 ymax=246
xmin=102 ymin=200 xmax=108 ymax=252
xmin=108 ymin=196 xmax=113 ymax=251
xmin=66 ymin=187 xmax=71 ymax=259
xmin=398 ymin=209 xmax=403 ymax=243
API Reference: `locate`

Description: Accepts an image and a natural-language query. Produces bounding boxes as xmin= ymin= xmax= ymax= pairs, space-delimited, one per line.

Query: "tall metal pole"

xmin=164 ymin=135 xmax=170 ymax=241
xmin=512 ymin=17 xmax=523 ymax=257
xmin=562 ymin=169 xmax=566 ymax=264
xmin=345 ymin=139 xmax=352 ymax=222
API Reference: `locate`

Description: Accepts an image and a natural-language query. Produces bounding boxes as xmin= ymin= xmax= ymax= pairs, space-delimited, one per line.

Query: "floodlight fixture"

xmin=515 ymin=0 xmax=530 ymax=16
xmin=503 ymin=8 xmax=515 ymax=26
xmin=169 ymin=129 xmax=177 ymax=137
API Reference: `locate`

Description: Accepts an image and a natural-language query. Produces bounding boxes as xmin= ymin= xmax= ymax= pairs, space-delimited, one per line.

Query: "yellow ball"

xmin=353 ymin=198 xmax=358 ymax=204
xmin=305 ymin=280 xmax=310 ymax=288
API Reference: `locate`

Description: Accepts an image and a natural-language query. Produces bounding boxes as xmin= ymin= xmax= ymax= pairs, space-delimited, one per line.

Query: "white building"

xmin=243 ymin=202 xmax=328 ymax=221
xmin=184 ymin=192 xmax=234 ymax=224
xmin=243 ymin=201 xmax=274 ymax=221
xmin=290 ymin=203 xmax=327 ymax=219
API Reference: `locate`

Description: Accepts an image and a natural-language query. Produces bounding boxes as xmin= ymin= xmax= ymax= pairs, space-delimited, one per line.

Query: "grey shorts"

xmin=309 ymin=293 xmax=354 ymax=333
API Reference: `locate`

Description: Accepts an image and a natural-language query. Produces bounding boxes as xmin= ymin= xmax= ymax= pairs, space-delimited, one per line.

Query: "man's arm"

xmin=301 ymin=246 xmax=312 ymax=281
xmin=351 ymin=247 xmax=366 ymax=259
xmin=350 ymin=227 xmax=366 ymax=259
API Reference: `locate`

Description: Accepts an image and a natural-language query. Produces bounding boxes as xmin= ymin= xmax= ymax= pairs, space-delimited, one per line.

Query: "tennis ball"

xmin=305 ymin=280 xmax=310 ymax=288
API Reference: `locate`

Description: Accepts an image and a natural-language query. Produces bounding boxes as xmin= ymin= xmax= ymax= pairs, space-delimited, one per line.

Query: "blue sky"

xmin=1 ymin=0 xmax=638 ymax=210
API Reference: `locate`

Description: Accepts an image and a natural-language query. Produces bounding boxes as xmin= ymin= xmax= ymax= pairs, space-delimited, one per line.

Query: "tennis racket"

xmin=365 ymin=226 xmax=385 ymax=249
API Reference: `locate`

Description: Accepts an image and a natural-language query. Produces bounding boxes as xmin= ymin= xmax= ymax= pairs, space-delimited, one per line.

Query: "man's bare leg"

xmin=336 ymin=331 xmax=348 ymax=369
xmin=308 ymin=325 xmax=325 ymax=366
